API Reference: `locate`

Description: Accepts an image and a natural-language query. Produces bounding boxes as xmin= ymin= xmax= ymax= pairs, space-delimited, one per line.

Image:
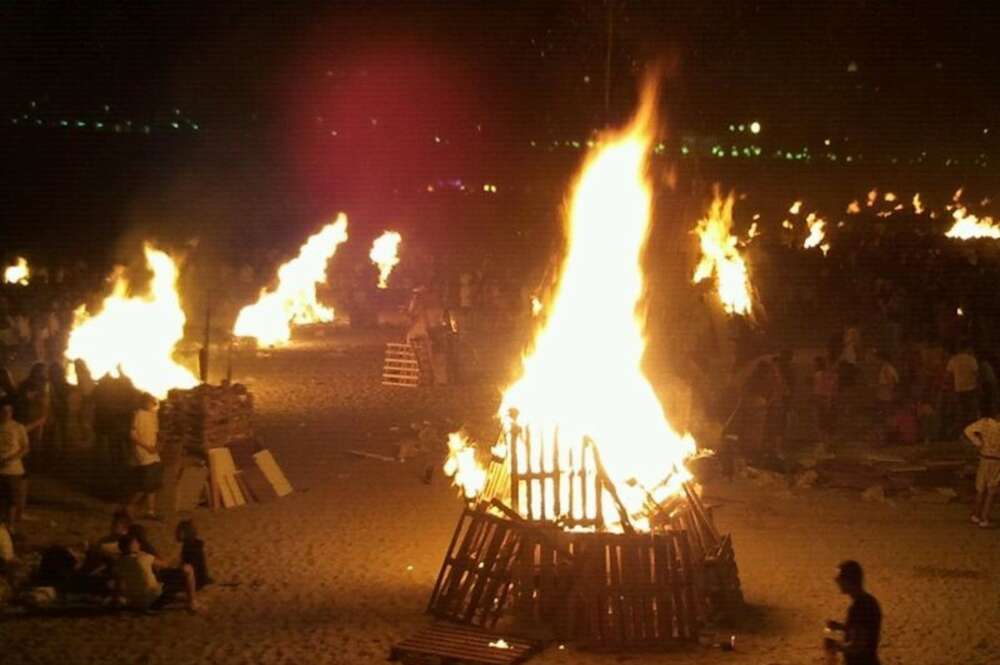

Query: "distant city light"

xmin=749 ymin=121 xmax=761 ymax=134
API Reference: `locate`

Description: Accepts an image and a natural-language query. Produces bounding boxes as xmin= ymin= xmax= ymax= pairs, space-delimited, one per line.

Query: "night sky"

xmin=4 ymin=1 xmax=1000 ymax=142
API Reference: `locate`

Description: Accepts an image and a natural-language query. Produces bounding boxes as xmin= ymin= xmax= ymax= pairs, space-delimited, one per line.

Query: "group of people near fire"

xmin=3 ymin=208 xmax=1000 ymax=663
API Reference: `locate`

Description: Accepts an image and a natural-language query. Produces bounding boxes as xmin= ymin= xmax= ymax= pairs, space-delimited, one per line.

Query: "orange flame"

xmin=65 ymin=245 xmax=197 ymax=399
xmin=3 ymin=257 xmax=30 ymax=285
xmin=945 ymin=207 xmax=1000 ymax=240
xmin=804 ymin=213 xmax=829 ymax=255
xmin=369 ymin=231 xmax=402 ymax=289
xmin=494 ymin=82 xmax=693 ymax=530
xmin=234 ymin=214 xmax=349 ymax=346
xmin=692 ymin=190 xmax=754 ymax=316
xmin=443 ymin=432 xmax=487 ymax=500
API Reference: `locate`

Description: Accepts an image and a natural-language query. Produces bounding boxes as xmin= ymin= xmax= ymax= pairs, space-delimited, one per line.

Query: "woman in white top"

xmin=0 ymin=399 xmax=29 ymax=533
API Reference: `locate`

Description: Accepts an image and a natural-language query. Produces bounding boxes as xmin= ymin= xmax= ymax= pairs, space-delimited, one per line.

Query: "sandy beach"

xmin=3 ymin=333 xmax=998 ymax=665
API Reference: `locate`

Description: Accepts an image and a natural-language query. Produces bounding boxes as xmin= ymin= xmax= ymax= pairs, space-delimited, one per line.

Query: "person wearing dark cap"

xmin=825 ymin=560 xmax=881 ymax=665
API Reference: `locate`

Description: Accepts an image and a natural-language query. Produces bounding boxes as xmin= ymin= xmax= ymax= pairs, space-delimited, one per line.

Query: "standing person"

xmin=977 ymin=352 xmax=998 ymax=419
xmin=813 ymin=356 xmax=838 ymax=439
xmin=946 ymin=343 xmax=979 ymax=437
xmin=123 ymin=393 xmax=162 ymax=520
xmin=964 ymin=414 xmax=1000 ymax=527
xmin=15 ymin=363 xmax=48 ymax=468
xmin=874 ymin=352 xmax=899 ymax=442
xmin=824 ymin=560 xmax=881 ymax=665
xmin=0 ymin=399 xmax=29 ymax=534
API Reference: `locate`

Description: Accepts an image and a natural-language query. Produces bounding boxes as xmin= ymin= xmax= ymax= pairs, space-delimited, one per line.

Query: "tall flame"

xmin=945 ymin=207 xmax=1000 ymax=240
xmin=692 ymin=190 xmax=754 ymax=316
xmin=234 ymin=214 xmax=349 ymax=346
xmin=493 ymin=83 xmax=694 ymax=529
xmin=65 ymin=245 xmax=197 ymax=399
xmin=4 ymin=257 xmax=30 ymax=285
xmin=369 ymin=231 xmax=402 ymax=289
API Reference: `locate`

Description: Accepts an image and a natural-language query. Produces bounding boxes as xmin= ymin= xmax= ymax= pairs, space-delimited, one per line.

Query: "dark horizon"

xmin=4 ymin=2 xmax=1000 ymax=141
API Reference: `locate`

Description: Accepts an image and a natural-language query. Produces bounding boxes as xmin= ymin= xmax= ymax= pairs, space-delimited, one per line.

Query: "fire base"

xmin=428 ymin=497 xmax=743 ymax=651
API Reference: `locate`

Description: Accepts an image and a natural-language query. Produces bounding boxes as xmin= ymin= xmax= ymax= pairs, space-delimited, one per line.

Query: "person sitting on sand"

xmin=113 ymin=532 xmax=202 ymax=613
xmin=123 ymin=393 xmax=163 ymax=520
xmin=825 ymin=560 xmax=881 ymax=665
xmin=82 ymin=510 xmax=132 ymax=573
xmin=964 ymin=413 xmax=1000 ymax=527
xmin=127 ymin=523 xmax=159 ymax=557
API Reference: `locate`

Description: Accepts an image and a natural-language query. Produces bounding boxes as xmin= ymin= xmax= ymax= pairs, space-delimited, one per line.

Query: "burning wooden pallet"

xmin=390 ymin=622 xmax=541 ymax=665
xmin=420 ymin=427 xmax=744 ymax=656
xmin=428 ymin=508 xmax=523 ymax=628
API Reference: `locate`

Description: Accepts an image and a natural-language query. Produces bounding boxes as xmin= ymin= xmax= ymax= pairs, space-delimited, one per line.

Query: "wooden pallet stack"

xmin=158 ymin=383 xmax=254 ymax=457
xmin=408 ymin=429 xmax=745 ymax=660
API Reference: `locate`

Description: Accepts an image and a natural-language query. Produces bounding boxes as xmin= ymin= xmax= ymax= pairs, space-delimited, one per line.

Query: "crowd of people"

xmin=2 ymin=510 xmax=211 ymax=614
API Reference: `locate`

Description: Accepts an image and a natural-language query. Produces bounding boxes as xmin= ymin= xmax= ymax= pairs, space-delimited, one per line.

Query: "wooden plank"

xmin=240 ymin=464 xmax=278 ymax=502
xmin=253 ymin=449 xmax=293 ymax=497
xmin=676 ymin=533 xmax=698 ymax=640
xmin=208 ymin=448 xmax=239 ymax=508
xmin=381 ymin=372 xmax=421 ymax=381
xmin=428 ymin=510 xmax=471 ymax=614
xmin=174 ymin=465 xmax=209 ymax=512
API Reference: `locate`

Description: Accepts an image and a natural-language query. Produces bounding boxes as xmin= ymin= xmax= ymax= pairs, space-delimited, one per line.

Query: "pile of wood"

xmin=174 ymin=447 xmax=293 ymax=512
xmin=411 ymin=426 xmax=745 ymax=658
xmin=159 ymin=383 xmax=254 ymax=457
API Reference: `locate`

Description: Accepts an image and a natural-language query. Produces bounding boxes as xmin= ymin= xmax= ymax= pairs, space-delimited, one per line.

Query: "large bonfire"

xmin=234 ymin=214 xmax=349 ymax=346
xmin=65 ymin=244 xmax=198 ymax=399
xmin=446 ymin=82 xmax=695 ymax=532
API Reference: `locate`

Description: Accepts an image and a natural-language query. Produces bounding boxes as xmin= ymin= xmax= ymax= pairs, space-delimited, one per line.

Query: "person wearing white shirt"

xmin=124 ymin=394 xmax=163 ymax=520
xmin=965 ymin=415 xmax=1000 ymax=528
xmin=947 ymin=346 xmax=979 ymax=437
xmin=0 ymin=400 xmax=29 ymax=533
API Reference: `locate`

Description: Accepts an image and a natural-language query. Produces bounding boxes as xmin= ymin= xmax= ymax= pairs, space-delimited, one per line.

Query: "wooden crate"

xmin=383 ymin=342 xmax=421 ymax=387
xmin=428 ymin=508 xmax=524 ymax=628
